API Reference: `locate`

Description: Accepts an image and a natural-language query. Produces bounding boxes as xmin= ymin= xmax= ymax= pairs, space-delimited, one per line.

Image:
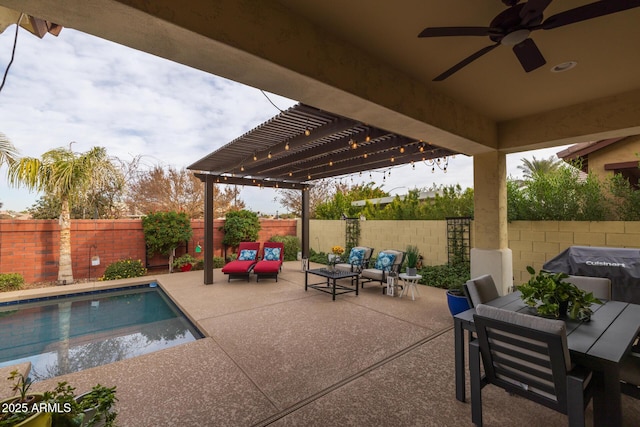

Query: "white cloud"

xmin=0 ymin=26 xmax=571 ymax=213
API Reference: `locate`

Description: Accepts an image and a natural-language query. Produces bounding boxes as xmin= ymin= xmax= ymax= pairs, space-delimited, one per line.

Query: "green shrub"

xmin=308 ymin=248 xmax=329 ymax=265
xmin=0 ymin=273 xmax=24 ymax=291
xmin=191 ymin=257 xmax=225 ymax=269
xmin=418 ymin=263 xmax=470 ymax=290
xmin=101 ymin=259 xmax=147 ymax=281
xmin=142 ymin=211 xmax=193 ymax=256
xmin=268 ymin=235 xmax=301 ymax=261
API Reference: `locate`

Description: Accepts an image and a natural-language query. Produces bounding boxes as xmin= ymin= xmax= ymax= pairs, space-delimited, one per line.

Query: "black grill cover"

xmin=543 ymin=246 xmax=640 ymax=304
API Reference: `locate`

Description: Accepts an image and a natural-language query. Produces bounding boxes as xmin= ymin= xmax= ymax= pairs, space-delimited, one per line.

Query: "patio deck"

xmin=6 ymin=261 xmax=640 ymax=426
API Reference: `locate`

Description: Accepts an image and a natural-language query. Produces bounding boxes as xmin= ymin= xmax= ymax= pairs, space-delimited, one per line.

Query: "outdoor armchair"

xmin=360 ymin=249 xmax=405 ymax=291
xmin=253 ymin=241 xmax=285 ymax=282
xmin=221 ymin=242 xmax=261 ymax=282
xmin=471 ymin=304 xmax=593 ymax=427
xmin=335 ymin=246 xmax=374 ymax=274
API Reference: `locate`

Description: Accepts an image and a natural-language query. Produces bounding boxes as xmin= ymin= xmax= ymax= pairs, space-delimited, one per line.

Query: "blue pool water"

xmin=0 ymin=285 xmax=203 ymax=381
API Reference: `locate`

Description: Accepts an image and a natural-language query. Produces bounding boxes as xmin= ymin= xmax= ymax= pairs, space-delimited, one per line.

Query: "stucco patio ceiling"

xmin=188 ymin=103 xmax=459 ymax=189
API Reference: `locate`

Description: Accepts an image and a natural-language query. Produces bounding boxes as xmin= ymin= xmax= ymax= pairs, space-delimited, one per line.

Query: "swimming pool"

xmin=0 ymin=284 xmax=203 ymax=381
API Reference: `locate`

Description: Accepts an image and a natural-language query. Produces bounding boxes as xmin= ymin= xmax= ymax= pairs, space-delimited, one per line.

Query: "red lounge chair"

xmin=221 ymin=242 xmax=261 ymax=282
xmin=253 ymin=242 xmax=285 ymax=282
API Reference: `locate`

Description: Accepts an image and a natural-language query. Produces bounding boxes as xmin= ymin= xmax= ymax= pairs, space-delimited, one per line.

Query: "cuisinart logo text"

xmin=585 ymin=260 xmax=627 ymax=268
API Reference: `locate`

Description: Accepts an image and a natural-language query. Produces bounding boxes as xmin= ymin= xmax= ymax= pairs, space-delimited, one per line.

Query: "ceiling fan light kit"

xmin=418 ymin=0 xmax=640 ymax=81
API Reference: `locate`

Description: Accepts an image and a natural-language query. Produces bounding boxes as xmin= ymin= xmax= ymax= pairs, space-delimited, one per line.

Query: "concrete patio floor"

xmin=5 ymin=261 xmax=640 ymax=426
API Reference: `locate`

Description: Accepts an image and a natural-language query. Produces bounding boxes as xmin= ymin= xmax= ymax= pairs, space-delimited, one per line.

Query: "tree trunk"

xmin=58 ymin=197 xmax=74 ymax=284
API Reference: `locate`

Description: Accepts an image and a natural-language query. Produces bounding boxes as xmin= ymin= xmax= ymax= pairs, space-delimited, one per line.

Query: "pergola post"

xmin=202 ymin=174 xmax=215 ymax=284
xmin=301 ymin=188 xmax=310 ymax=258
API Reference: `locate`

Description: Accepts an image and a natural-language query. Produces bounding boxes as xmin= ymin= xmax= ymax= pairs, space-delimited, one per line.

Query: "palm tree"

xmin=7 ymin=146 xmax=121 ymax=283
xmin=0 ymin=132 xmax=19 ymax=166
xmin=517 ymin=155 xmax=562 ymax=180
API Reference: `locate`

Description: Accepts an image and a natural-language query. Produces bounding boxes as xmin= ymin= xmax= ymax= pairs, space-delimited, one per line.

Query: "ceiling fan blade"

xmin=512 ymin=38 xmax=546 ymax=72
xmin=519 ymin=0 xmax=553 ymax=26
xmin=418 ymin=26 xmax=499 ymax=38
xmin=542 ymin=0 xmax=640 ymax=30
xmin=433 ymin=43 xmax=500 ymax=81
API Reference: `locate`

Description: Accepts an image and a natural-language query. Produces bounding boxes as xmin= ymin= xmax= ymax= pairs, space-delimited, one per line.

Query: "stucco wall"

xmin=587 ymin=135 xmax=640 ymax=179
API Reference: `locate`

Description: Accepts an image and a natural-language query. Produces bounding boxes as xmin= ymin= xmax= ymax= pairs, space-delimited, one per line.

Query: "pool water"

xmin=0 ymin=285 xmax=203 ymax=381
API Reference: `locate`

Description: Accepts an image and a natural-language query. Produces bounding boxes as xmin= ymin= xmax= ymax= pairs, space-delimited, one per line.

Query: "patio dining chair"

xmin=470 ymin=304 xmax=593 ymax=427
xmin=463 ymin=274 xmax=500 ymax=308
xmin=360 ymin=249 xmax=405 ymax=292
xmin=221 ymin=242 xmax=261 ymax=282
xmin=335 ymin=246 xmax=374 ymax=274
xmin=253 ymin=241 xmax=285 ymax=282
xmin=565 ymin=275 xmax=612 ymax=300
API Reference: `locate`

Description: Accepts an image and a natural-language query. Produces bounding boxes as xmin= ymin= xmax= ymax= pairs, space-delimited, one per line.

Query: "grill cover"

xmin=543 ymin=246 xmax=640 ymax=303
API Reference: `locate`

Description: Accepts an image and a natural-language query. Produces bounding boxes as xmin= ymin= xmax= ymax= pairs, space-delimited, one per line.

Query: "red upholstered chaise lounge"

xmin=221 ymin=242 xmax=261 ymax=282
xmin=253 ymin=241 xmax=284 ymax=282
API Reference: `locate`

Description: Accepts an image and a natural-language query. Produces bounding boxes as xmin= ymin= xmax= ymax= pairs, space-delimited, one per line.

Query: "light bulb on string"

xmin=363 ymin=153 xmax=368 ymax=159
xmin=304 ymin=128 xmax=310 ymax=136
xmin=268 ymin=152 xmax=272 ymax=159
xmin=365 ymin=134 xmax=371 ymax=142
xmin=285 ymin=142 xmax=290 ymax=150
xmin=253 ymin=152 xmax=257 ymax=161
xmin=399 ymin=146 xmax=405 ymax=154
xmin=329 ymin=160 xmax=333 ymax=167
xmin=391 ymin=156 xmax=395 ymax=163
xmin=351 ymin=139 xmax=358 ymax=149
xmin=240 ymin=165 xmax=244 ymax=172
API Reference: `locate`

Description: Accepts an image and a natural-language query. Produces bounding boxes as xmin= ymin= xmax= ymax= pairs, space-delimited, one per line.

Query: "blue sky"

xmin=1 ymin=26 xmax=568 ymax=214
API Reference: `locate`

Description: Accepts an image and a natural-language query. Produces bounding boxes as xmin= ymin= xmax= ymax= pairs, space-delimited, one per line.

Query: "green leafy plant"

xmin=76 ymin=384 xmax=118 ymax=427
xmin=142 ymin=211 xmax=193 ymax=256
xmin=405 ymin=245 xmax=420 ymax=269
xmin=212 ymin=256 xmax=225 ymax=268
xmin=419 ymin=263 xmax=470 ymax=294
xmin=101 ymin=259 xmax=147 ymax=281
xmin=519 ymin=266 xmax=602 ymax=320
xmin=220 ymin=210 xmax=260 ymax=249
xmin=0 ymin=273 xmax=23 ymax=292
xmin=44 ymin=381 xmax=81 ymax=427
xmin=0 ymin=370 xmax=45 ymax=427
xmin=172 ymin=253 xmax=198 ymax=269
xmin=269 ymin=235 xmax=301 ymax=261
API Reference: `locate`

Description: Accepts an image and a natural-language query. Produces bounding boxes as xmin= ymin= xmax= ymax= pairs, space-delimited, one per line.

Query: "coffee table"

xmin=305 ymin=268 xmax=359 ymax=300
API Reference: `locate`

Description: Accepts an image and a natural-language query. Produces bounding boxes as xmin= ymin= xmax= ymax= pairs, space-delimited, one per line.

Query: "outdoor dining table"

xmin=453 ymin=291 xmax=640 ymax=427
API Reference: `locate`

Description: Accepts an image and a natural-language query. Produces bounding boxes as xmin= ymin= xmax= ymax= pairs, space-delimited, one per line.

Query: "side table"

xmin=399 ymin=273 xmax=421 ymax=300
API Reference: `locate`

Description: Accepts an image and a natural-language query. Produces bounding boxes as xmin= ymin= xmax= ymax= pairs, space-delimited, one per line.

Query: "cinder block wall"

xmin=509 ymin=221 xmax=640 ymax=284
xmin=0 ymin=219 xmax=297 ymax=283
xmin=308 ymin=220 xmax=449 ymax=265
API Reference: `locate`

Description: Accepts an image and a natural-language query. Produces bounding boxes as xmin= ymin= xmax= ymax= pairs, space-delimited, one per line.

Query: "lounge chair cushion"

xmin=263 ymin=247 xmax=282 ymax=261
xmin=253 ymin=260 xmax=281 ymax=274
xmin=238 ymin=249 xmax=258 ymax=261
xmin=374 ymin=252 xmax=396 ymax=271
xmin=222 ymin=260 xmax=257 ymax=274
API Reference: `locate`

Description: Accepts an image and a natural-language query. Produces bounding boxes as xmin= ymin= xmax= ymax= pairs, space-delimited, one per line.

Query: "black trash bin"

xmin=543 ymin=246 xmax=640 ymax=304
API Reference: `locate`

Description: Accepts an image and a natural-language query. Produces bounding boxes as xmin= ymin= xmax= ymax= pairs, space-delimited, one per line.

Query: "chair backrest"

xmin=565 ymin=275 xmax=611 ymax=300
xmin=474 ymin=304 xmax=573 ymax=412
xmin=262 ymin=241 xmax=285 ymax=262
xmin=347 ymin=246 xmax=374 ymax=266
xmin=237 ymin=242 xmax=261 ymax=261
xmin=464 ymin=274 xmax=499 ymax=308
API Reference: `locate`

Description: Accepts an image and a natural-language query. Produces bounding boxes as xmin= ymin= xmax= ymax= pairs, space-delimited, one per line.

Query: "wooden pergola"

xmin=188 ymin=103 xmax=459 ymax=284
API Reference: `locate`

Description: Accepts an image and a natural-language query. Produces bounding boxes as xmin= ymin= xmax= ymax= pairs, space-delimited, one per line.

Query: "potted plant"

xmin=518 ymin=266 xmax=602 ymax=320
xmin=0 ymin=370 xmax=52 ymax=427
xmin=405 ymin=245 xmax=420 ymax=276
xmin=328 ymin=246 xmax=344 ymax=271
xmin=172 ymin=253 xmax=198 ymax=272
xmin=44 ymin=381 xmax=81 ymax=427
xmin=446 ymin=281 xmax=471 ymax=316
xmin=74 ymin=384 xmax=118 ymax=427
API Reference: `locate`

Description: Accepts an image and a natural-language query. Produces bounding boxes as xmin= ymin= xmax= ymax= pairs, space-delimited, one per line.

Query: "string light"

xmin=288 ymin=171 xmax=293 ymax=177
xmin=365 ymin=134 xmax=371 ymax=142
xmin=329 ymin=160 xmax=333 ymax=167
xmin=240 ymin=165 xmax=244 ymax=172
xmin=399 ymin=146 xmax=405 ymax=154
xmin=390 ymin=156 xmax=395 ymax=163
xmin=285 ymin=142 xmax=290 ymax=150
xmin=350 ymin=139 xmax=358 ymax=149
xmin=268 ymin=151 xmax=272 ymax=159
xmin=307 ymin=174 xmax=311 ymax=180
xmin=363 ymin=153 xmax=368 ymax=159
xmin=305 ymin=128 xmax=311 ymax=136
xmin=253 ymin=152 xmax=257 ymax=161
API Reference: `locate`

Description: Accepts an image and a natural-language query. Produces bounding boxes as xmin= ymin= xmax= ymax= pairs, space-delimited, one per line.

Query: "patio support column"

xmin=471 ymin=151 xmax=513 ymax=295
xmin=301 ymin=188 xmax=310 ymax=258
xmin=203 ymin=175 xmax=215 ymax=284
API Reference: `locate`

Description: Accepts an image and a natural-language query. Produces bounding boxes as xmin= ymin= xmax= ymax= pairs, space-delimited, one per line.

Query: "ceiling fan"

xmin=418 ymin=0 xmax=640 ymax=81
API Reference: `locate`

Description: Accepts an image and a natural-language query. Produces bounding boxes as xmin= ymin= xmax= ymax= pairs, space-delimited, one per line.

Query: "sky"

xmin=0 ymin=26 xmax=570 ymax=214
